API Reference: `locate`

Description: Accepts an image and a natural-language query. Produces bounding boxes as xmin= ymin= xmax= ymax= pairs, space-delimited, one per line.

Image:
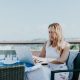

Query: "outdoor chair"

xmin=0 ymin=64 xmax=24 ymax=80
xmin=51 ymin=51 xmax=80 ymax=80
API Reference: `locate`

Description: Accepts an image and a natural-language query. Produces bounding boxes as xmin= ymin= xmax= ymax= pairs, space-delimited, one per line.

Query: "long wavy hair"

xmin=48 ymin=23 xmax=64 ymax=54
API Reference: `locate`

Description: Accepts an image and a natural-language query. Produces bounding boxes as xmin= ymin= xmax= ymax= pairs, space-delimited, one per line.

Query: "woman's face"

xmin=48 ymin=27 xmax=58 ymax=42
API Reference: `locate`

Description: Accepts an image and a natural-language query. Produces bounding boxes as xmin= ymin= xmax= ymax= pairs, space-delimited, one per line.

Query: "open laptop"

xmin=15 ymin=47 xmax=35 ymax=67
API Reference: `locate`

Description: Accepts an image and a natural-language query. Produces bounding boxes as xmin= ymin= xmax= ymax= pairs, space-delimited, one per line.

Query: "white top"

xmin=45 ymin=41 xmax=70 ymax=59
xmin=46 ymin=46 xmax=60 ymax=59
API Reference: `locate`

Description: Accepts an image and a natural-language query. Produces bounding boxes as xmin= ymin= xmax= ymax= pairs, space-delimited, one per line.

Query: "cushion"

xmin=67 ymin=50 xmax=78 ymax=80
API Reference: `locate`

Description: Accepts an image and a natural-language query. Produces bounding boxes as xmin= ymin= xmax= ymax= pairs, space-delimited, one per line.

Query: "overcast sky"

xmin=0 ymin=0 xmax=80 ymax=41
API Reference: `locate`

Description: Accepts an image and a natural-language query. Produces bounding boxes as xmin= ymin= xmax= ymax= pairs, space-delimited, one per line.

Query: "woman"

xmin=40 ymin=23 xmax=70 ymax=80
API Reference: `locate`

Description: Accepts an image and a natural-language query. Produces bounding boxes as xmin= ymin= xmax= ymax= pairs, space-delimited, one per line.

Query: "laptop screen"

xmin=15 ymin=47 xmax=35 ymax=66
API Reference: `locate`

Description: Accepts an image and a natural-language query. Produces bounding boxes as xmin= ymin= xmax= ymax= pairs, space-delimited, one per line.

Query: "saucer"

xmin=3 ymin=60 xmax=17 ymax=65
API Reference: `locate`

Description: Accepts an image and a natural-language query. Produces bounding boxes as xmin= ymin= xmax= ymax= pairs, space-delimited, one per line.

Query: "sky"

xmin=0 ymin=0 xmax=80 ymax=41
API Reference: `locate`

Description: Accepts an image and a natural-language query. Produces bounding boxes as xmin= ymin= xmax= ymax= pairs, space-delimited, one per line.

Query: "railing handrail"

xmin=0 ymin=41 xmax=80 ymax=44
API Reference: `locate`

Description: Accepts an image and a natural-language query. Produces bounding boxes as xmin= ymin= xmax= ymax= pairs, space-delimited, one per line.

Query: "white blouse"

xmin=46 ymin=46 xmax=60 ymax=59
xmin=45 ymin=41 xmax=70 ymax=59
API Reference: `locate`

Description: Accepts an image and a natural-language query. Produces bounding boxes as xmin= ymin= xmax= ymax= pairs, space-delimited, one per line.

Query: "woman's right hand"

xmin=33 ymin=56 xmax=40 ymax=63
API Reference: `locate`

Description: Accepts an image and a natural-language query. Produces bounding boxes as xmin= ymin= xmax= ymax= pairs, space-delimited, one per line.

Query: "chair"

xmin=51 ymin=51 xmax=80 ymax=80
xmin=72 ymin=52 xmax=80 ymax=80
xmin=0 ymin=64 xmax=24 ymax=80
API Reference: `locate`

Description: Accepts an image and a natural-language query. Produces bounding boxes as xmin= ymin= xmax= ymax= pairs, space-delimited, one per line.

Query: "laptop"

xmin=15 ymin=47 xmax=35 ymax=67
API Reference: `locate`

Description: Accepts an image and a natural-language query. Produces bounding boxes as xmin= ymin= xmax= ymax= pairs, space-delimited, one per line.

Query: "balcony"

xmin=0 ymin=39 xmax=80 ymax=54
xmin=0 ymin=39 xmax=80 ymax=80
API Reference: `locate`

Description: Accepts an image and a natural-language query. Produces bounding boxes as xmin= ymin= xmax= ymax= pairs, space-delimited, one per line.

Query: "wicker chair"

xmin=0 ymin=64 xmax=24 ymax=80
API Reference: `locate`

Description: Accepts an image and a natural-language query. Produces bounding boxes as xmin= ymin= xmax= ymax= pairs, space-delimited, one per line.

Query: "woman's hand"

xmin=33 ymin=56 xmax=41 ymax=63
xmin=33 ymin=56 xmax=38 ymax=63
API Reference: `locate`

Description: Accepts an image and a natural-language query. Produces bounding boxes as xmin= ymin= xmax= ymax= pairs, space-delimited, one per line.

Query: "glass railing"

xmin=0 ymin=40 xmax=80 ymax=54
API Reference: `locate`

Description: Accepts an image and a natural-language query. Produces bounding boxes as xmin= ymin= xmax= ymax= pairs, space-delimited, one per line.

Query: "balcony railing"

xmin=0 ymin=40 xmax=80 ymax=51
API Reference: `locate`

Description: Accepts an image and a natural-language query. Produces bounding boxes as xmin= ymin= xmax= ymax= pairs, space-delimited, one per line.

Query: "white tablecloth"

xmin=25 ymin=64 xmax=51 ymax=80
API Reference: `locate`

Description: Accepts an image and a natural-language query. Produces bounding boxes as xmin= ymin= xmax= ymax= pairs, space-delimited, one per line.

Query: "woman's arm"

xmin=39 ymin=47 xmax=46 ymax=58
xmin=50 ymin=43 xmax=70 ymax=64
xmin=39 ymin=42 xmax=47 ymax=58
xmin=33 ymin=43 xmax=46 ymax=63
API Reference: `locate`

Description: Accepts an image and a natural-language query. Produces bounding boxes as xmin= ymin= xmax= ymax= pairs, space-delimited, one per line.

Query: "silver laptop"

xmin=15 ymin=47 xmax=35 ymax=66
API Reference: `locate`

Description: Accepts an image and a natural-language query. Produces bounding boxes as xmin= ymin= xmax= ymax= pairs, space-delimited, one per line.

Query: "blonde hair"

xmin=48 ymin=23 xmax=64 ymax=54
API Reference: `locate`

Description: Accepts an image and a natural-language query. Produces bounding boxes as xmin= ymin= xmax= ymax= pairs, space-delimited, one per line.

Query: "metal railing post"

xmin=79 ymin=44 xmax=80 ymax=52
xmin=51 ymin=72 xmax=54 ymax=80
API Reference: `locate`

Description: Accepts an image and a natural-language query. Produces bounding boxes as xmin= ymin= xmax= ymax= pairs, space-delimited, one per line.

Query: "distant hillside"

xmin=0 ymin=38 xmax=80 ymax=43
